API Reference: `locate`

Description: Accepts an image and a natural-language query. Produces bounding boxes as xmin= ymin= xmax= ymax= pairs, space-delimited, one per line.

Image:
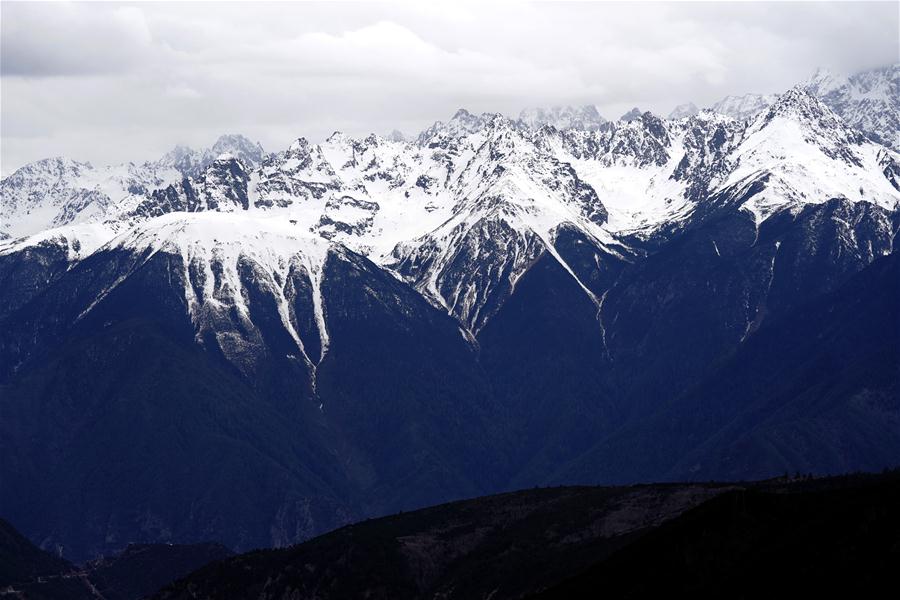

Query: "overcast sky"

xmin=2 ymin=1 xmax=898 ymax=174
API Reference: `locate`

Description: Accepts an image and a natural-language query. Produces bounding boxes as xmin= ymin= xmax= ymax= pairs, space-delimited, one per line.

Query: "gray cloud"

xmin=2 ymin=1 xmax=897 ymax=174
xmin=1 ymin=3 xmax=154 ymax=77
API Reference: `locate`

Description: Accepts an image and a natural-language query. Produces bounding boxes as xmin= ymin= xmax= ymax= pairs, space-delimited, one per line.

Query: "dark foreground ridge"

xmin=535 ymin=476 xmax=900 ymax=599
xmin=145 ymin=470 xmax=899 ymax=600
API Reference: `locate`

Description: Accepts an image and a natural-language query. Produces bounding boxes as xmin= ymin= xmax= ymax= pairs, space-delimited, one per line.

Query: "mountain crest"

xmin=757 ymin=86 xmax=864 ymax=148
xmin=711 ymin=93 xmax=778 ymax=121
xmin=668 ymin=102 xmax=699 ymax=119
xmin=518 ymin=105 xmax=606 ymax=131
xmin=210 ymin=134 xmax=266 ymax=161
xmin=417 ymin=108 xmax=516 ymax=144
xmin=619 ymin=107 xmax=643 ymax=122
xmin=804 ymin=66 xmax=847 ymax=96
xmin=157 ymin=134 xmax=266 ymax=178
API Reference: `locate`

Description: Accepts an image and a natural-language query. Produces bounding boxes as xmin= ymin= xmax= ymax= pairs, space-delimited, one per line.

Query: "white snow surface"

xmin=0 ymin=157 xmax=181 ymax=239
xmin=3 ymin=74 xmax=899 ymax=335
xmin=112 ymin=211 xmax=334 ymax=365
xmin=0 ymin=221 xmax=120 ymax=261
xmin=724 ymin=92 xmax=900 ymax=223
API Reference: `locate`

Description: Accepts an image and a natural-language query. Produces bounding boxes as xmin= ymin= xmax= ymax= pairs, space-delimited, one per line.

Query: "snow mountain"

xmin=2 ymin=63 xmax=900 ymax=563
xmin=709 ymin=63 xmax=899 ymax=149
xmin=716 ymin=87 xmax=899 ymax=223
xmin=4 ymin=86 xmax=898 ymax=334
xmin=389 ymin=114 xmax=619 ymax=333
xmin=803 ymin=64 xmax=899 ymax=149
xmin=1 ymin=135 xmax=266 ymax=240
xmin=0 ymin=157 xmax=180 ymax=240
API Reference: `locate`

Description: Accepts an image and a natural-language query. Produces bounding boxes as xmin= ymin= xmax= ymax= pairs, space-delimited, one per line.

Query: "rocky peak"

xmin=289 ymin=137 xmax=314 ymax=153
xmin=416 ymin=109 xmax=494 ymax=146
xmin=757 ymin=86 xmax=862 ymax=145
xmin=450 ymin=108 xmax=484 ymax=128
xmin=599 ymin=112 xmax=672 ymax=167
xmin=673 ymin=111 xmax=744 ymax=199
xmin=324 ymin=131 xmax=349 ymax=145
xmin=209 ymin=134 xmax=267 ymax=166
xmin=185 ymin=155 xmax=251 ymax=212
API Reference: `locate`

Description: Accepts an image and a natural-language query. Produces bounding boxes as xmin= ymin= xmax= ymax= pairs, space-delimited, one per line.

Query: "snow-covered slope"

xmin=390 ymin=116 xmax=622 ymax=332
xmin=0 ymin=158 xmax=180 ymax=239
xmin=106 ymin=211 xmax=336 ymax=372
xmin=0 ymin=221 xmax=120 ymax=262
xmin=542 ymin=109 xmax=743 ymax=236
xmin=709 ymin=64 xmax=899 ymax=149
xmin=719 ymin=88 xmax=900 ymax=222
xmin=0 ymin=134 xmax=266 ymax=241
xmin=314 ymin=132 xmax=457 ymax=257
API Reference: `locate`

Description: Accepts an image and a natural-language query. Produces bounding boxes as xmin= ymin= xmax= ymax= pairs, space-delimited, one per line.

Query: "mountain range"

xmin=1 ymin=63 xmax=898 ymax=562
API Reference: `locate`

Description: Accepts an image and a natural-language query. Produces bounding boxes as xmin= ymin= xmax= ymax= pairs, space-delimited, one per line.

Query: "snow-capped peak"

xmin=803 ymin=63 xmax=899 ymax=149
xmin=157 ymin=134 xmax=266 ymax=177
xmin=517 ymin=105 xmax=607 ymax=131
xmin=721 ymin=86 xmax=898 ymax=223
xmin=804 ymin=66 xmax=848 ymax=97
xmin=710 ymin=93 xmax=778 ymax=121
xmin=668 ymin=102 xmax=700 ymax=120
xmin=753 ymin=86 xmax=864 ymax=151
xmin=451 ymin=108 xmax=485 ymax=127
xmin=209 ymin=134 xmax=266 ymax=164
xmin=110 ymin=211 xmax=335 ymax=368
xmin=0 ymin=155 xmax=181 ymax=239
xmin=388 ymin=116 xmax=620 ymax=332
xmin=416 ymin=109 xmax=498 ymax=145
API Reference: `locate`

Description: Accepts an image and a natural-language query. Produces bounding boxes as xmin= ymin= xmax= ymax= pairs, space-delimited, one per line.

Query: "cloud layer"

xmin=2 ymin=1 xmax=897 ymax=173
